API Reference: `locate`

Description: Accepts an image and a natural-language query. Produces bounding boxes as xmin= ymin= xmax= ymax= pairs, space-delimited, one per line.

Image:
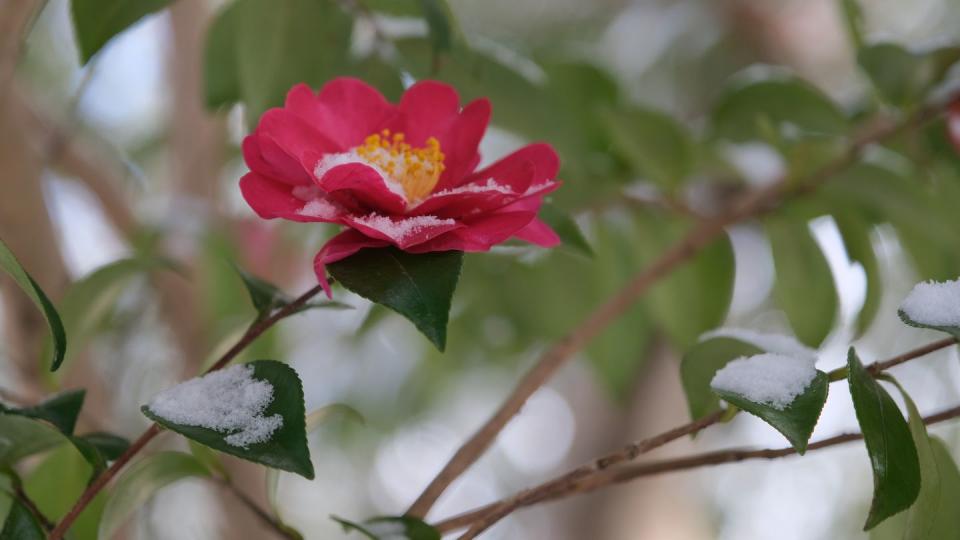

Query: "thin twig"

xmin=447 ymin=336 xmax=959 ymax=536
xmin=49 ymin=284 xmax=326 ymax=540
xmin=10 ymin=476 xmax=55 ymax=532
xmin=406 ymin=89 xmax=960 ymax=520
xmin=443 ymin=402 xmax=960 ymax=536
xmin=216 ymin=478 xmax=300 ymax=540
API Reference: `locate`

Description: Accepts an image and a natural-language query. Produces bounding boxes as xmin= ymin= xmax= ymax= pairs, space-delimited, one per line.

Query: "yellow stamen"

xmin=355 ymin=131 xmax=446 ymax=202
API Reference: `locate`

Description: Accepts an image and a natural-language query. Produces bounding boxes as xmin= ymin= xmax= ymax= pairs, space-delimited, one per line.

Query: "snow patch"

xmin=900 ymin=277 xmax=960 ymax=327
xmin=700 ymin=328 xmax=817 ymax=360
xmin=313 ymin=151 xmax=407 ymax=200
xmin=298 ymin=198 xmax=339 ymax=219
xmin=431 ymin=178 xmax=515 ymax=198
xmin=146 ymin=364 xmax=283 ymax=448
xmin=291 ymin=185 xmax=321 ymax=201
xmin=353 ymin=214 xmax=455 ymax=243
xmin=710 ymin=353 xmax=817 ymax=410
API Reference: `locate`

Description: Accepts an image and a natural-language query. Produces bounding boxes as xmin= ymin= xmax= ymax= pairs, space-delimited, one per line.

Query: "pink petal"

xmin=513 ymin=217 xmax=560 ymax=247
xmin=408 ymin=211 xmax=537 ymax=253
xmin=392 ymin=80 xmax=462 ymax=147
xmin=411 ymin=177 xmax=560 ymax=218
xmin=313 ymin=230 xmax=391 ymax=297
xmin=432 ymin=98 xmax=491 ymax=192
xmin=342 ymin=214 xmax=463 ymax=249
xmin=317 ymin=162 xmax=408 ymax=215
xmin=464 ymin=143 xmax=560 ymax=192
xmin=259 ymin=108 xmax=340 ymax=176
xmin=242 ymin=134 xmax=312 ymax=186
xmin=239 ymin=173 xmax=345 ymax=223
xmin=286 ymin=80 xmax=397 ymax=150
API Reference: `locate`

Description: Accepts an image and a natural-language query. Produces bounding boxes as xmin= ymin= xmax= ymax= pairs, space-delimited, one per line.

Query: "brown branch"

xmin=49 ymin=284 xmax=326 ymax=540
xmin=442 ymin=402 xmax=960 ymax=537
xmin=406 ymin=89 xmax=959 ymax=520
xmin=438 ymin=336 xmax=960 ymax=536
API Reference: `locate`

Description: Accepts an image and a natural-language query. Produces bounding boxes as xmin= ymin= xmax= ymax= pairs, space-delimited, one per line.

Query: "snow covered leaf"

xmin=681 ymin=337 xmax=764 ymax=420
xmin=332 ymin=515 xmax=440 ymax=540
xmin=898 ymin=278 xmax=960 ymax=339
xmin=0 ymin=237 xmax=66 ymax=371
xmin=142 ymin=361 xmax=313 ymax=479
xmin=0 ymin=499 xmax=44 ymax=540
xmin=711 ymin=354 xmax=828 ymax=453
xmin=328 ymin=248 xmax=463 ymax=351
xmin=847 ymin=348 xmax=920 ymax=530
xmin=0 ymin=389 xmax=85 ymax=435
xmin=71 ymin=0 xmax=172 ymax=63
xmin=767 ymin=218 xmax=838 ymax=347
xmin=98 ymin=452 xmax=210 ymax=540
xmin=887 ymin=381 xmax=960 ymax=540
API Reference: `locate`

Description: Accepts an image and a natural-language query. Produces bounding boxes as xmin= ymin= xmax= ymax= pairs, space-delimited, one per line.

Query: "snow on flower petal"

xmin=238 ymin=77 xmax=562 ymax=291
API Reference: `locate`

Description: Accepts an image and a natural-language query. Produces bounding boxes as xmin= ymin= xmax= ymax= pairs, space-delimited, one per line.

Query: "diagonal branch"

xmin=48 ymin=283 xmax=326 ymax=540
xmin=405 ymin=90 xmax=960 ymax=519
xmin=442 ymin=336 xmax=959 ymax=536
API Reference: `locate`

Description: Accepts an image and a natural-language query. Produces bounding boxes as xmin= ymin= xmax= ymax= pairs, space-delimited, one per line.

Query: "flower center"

xmin=355 ymin=129 xmax=446 ymax=203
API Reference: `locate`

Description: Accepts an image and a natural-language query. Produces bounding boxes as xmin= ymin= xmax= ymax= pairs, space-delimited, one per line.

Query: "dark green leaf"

xmin=328 ymin=248 xmax=463 ymax=351
xmin=75 ymin=432 xmax=130 ymax=462
xmin=0 ymin=499 xmax=44 ymax=540
xmin=98 ymin=452 xmax=209 ymax=540
xmin=143 ymin=360 xmax=314 ymax=479
xmin=847 ymin=348 xmax=920 ymax=530
xmin=0 ymin=237 xmax=67 ymax=371
xmin=711 ymin=74 xmax=848 ymax=143
xmin=601 ymin=105 xmax=695 ymax=190
xmin=418 ymin=0 xmax=453 ymax=57
xmin=681 ymin=337 xmax=764 ymax=420
xmin=898 ymin=308 xmax=960 ymax=340
xmin=859 ymin=43 xmax=960 ymax=108
xmin=23 ymin=443 xmax=107 ymax=539
xmin=714 ymin=370 xmax=829 ymax=453
xmin=766 ymin=218 xmax=838 ymax=347
xmin=537 ymin=204 xmax=593 ymax=257
xmin=333 ymin=515 xmax=440 ymax=540
xmin=70 ymin=0 xmax=172 ymax=64
xmin=839 ymin=0 xmax=865 ymax=48
xmin=235 ymin=0 xmax=353 ymax=122
xmin=204 ymin=0 xmax=241 ymax=109
xmin=3 ymin=390 xmax=85 ymax=435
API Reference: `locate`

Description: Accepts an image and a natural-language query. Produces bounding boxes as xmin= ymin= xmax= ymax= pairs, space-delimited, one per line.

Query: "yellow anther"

xmin=353 ymin=131 xmax=445 ymax=202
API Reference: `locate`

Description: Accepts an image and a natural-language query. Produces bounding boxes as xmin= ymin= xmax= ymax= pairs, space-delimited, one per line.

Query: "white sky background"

xmin=19 ymin=0 xmax=960 ymax=539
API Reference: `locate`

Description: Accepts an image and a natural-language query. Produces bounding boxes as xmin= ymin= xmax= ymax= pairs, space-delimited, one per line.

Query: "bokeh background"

xmin=2 ymin=0 xmax=960 ymax=538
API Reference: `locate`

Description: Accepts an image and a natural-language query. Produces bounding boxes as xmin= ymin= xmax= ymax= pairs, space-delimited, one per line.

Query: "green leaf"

xmin=766 ymin=218 xmax=838 ymax=347
xmin=859 ymin=43 xmax=960 ymax=108
xmin=23 ymin=443 xmax=107 ymax=540
xmin=711 ymin=74 xmax=848 ymax=143
xmin=898 ymin=308 xmax=960 ymax=340
xmin=601 ymin=105 xmax=695 ymax=190
xmin=713 ymin=370 xmax=829 ymax=453
xmin=847 ymin=348 xmax=920 ymax=530
xmin=537 ymin=204 xmax=593 ymax=257
xmin=0 ymin=415 xmax=64 ymax=467
xmin=70 ymin=0 xmax=172 ymax=64
xmin=142 ymin=360 xmax=314 ymax=479
xmin=0 ymin=499 xmax=44 ymax=540
xmin=681 ymin=337 xmax=764 ymax=420
xmin=234 ymin=266 xmax=350 ymax=318
xmin=204 ymin=0 xmax=241 ymax=109
xmin=74 ymin=432 xmax=129 ymax=461
xmin=0 ymin=237 xmax=67 ymax=371
xmin=98 ymin=452 xmax=210 ymax=540
xmin=833 ymin=214 xmax=881 ymax=336
xmin=838 ymin=0 xmax=865 ymax=48
xmin=2 ymin=389 xmax=85 ymax=435
xmin=328 ymin=248 xmax=463 ymax=351
xmin=235 ymin=0 xmax=353 ymax=122
xmin=418 ymin=0 xmax=453 ymax=57
xmin=888 ymin=382 xmax=960 ymax=540
xmin=333 ymin=515 xmax=440 ymax=540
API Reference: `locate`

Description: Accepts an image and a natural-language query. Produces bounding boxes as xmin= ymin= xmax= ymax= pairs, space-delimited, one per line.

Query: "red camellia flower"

xmin=240 ymin=78 xmax=562 ymax=295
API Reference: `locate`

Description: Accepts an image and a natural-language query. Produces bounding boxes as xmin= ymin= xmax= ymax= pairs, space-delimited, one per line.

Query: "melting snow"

xmin=146 ymin=364 xmax=283 ymax=448
xmin=353 ymin=214 xmax=455 ymax=242
xmin=700 ymin=328 xmax=817 ymax=360
xmin=298 ymin=198 xmax=339 ymax=219
xmin=710 ymin=353 xmax=817 ymax=410
xmin=313 ymin=151 xmax=407 ymax=200
xmin=431 ymin=179 xmax=515 ymax=197
xmin=900 ymin=277 xmax=960 ymax=327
